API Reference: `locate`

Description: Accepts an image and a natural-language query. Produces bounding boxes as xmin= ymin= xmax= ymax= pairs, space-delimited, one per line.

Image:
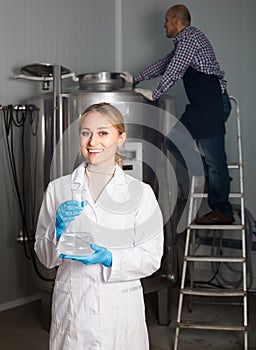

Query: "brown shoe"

xmin=194 ymin=209 xmax=235 ymax=225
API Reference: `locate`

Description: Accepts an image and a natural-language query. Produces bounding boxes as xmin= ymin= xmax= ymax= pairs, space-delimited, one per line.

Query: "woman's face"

xmin=80 ymin=111 xmax=126 ymax=166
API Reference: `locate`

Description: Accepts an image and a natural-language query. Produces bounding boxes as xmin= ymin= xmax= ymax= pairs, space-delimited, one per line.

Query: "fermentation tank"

xmin=25 ymin=72 xmax=179 ymax=328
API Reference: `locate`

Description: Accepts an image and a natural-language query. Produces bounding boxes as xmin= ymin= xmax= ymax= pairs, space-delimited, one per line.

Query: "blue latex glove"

xmin=60 ymin=243 xmax=112 ymax=267
xmin=56 ymin=200 xmax=85 ymax=240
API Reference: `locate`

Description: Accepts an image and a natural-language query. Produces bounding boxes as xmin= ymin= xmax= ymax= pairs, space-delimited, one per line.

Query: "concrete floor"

xmin=0 ymin=287 xmax=255 ymax=350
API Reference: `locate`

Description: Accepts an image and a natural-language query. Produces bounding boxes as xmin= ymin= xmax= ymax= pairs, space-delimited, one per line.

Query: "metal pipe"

xmin=115 ymin=0 xmax=122 ymax=71
xmin=53 ymin=64 xmax=63 ymax=179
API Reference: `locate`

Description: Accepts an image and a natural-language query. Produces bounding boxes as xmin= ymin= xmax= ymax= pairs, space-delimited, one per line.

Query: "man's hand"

xmin=120 ymin=71 xmax=134 ymax=84
xmin=134 ymin=88 xmax=155 ymax=101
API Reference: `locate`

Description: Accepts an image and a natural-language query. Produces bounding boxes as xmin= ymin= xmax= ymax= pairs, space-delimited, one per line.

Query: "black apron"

xmin=180 ymin=67 xmax=226 ymax=139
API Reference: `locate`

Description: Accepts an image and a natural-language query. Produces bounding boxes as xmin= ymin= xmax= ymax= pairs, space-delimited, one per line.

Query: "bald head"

xmin=167 ymin=4 xmax=191 ymax=26
xmin=164 ymin=4 xmax=191 ymax=38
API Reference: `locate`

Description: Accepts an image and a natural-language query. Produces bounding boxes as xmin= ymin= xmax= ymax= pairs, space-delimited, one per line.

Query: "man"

xmin=121 ymin=4 xmax=234 ymax=225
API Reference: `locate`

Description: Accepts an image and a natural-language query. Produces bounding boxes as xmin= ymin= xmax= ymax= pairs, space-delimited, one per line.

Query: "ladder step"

xmin=228 ymin=163 xmax=240 ymax=169
xmin=191 ymin=192 xmax=243 ymax=198
xmin=189 ymin=224 xmax=244 ymax=230
xmin=185 ymin=256 xmax=245 ymax=263
xmin=177 ymin=321 xmax=246 ymax=332
xmin=181 ymin=287 xmax=245 ymax=297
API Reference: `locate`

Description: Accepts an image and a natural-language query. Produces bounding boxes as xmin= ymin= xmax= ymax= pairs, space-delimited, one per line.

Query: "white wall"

xmin=0 ymin=0 xmax=255 ymax=306
xmin=0 ymin=0 xmax=116 ymax=104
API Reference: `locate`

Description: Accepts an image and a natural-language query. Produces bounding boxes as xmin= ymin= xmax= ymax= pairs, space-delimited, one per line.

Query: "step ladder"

xmin=173 ymin=96 xmax=248 ymax=350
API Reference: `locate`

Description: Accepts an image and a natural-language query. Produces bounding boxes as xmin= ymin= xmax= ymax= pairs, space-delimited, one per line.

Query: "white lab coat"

xmin=35 ymin=162 xmax=164 ymax=350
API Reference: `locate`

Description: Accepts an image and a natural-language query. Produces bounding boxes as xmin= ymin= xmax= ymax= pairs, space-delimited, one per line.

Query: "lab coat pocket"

xmin=51 ymin=281 xmax=72 ymax=334
xmin=122 ymin=283 xmax=145 ymax=326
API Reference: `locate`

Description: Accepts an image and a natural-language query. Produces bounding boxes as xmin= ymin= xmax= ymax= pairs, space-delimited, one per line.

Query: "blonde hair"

xmin=79 ymin=102 xmax=126 ymax=165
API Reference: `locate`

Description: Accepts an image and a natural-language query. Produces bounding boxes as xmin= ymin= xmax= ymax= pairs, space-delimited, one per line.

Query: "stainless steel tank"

xmin=25 ymin=72 xmax=178 ymax=328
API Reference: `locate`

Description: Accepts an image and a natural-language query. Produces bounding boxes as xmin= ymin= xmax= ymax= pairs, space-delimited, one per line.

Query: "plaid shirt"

xmin=134 ymin=26 xmax=227 ymax=99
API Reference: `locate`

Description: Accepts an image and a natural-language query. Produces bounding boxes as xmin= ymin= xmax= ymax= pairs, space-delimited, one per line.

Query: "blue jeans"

xmin=199 ymin=135 xmax=232 ymax=215
xmin=166 ymin=93 xmax=233 ymax=215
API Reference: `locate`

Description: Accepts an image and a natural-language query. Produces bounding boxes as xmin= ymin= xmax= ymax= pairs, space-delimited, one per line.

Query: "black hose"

xmin=1 ymin=105 xmax=55 ymax=282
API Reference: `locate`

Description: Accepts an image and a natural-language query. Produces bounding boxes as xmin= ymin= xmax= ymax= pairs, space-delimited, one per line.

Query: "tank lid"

xmin=21 ymin=63 xmax=71 ymax=77
xmin=78 ymin=72 xmax=125 ymax=91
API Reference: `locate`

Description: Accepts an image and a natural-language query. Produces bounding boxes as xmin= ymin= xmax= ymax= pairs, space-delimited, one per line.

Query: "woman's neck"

xmin=85 ymin=163 xmax=116 ymax=202
xmin=86 ymin=163 xmax=116 ymax=175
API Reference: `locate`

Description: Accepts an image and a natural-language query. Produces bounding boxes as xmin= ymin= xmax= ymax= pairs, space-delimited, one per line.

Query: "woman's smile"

xmin=80 ymin=111 xmax=125 ymax=166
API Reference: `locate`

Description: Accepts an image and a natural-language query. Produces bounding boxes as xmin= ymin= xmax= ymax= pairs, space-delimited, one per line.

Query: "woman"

xmin=35 ymin=102 xmax=164 ymax=350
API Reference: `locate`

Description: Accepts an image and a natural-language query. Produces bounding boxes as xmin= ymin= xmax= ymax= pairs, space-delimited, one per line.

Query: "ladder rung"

xmin=181 ymin=287 xmax=245 ymax=297
xmin=228 ymin=163 xmax=240 ymax=169
xmin=185 ymin=256 xmax=245 ymax=263
xmin=191 ymin=192 xmax=243 ymax=198
xmin=178 ymin=321 xmax=246 ymax=332
xmin=189 ymin=224 xmax=244 ymax=230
